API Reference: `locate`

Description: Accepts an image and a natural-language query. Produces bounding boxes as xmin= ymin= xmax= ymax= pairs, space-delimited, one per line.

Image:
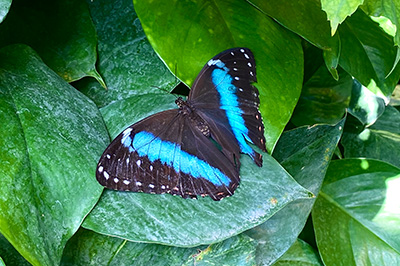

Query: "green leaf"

xmin=79 ymin=0 xmax=177 ymax=108
xmin=342 ymin=105 xmax=400 ymax=168
xmin=362 ymin=0 xmax=400 ymax=46
xmin=182 ymin=234 xmax=256 ymax=266
xmin=245 ymin=119 xmax=344 ymax=265
xmin=0 ymin=45 xmax=108 ymax=266
xmin=291 ymin=65 xmax=352 ymax=126
xmin=313 ymin=159 xmax=400 ymax=265
xmin=321 ymin=0 xmax=363 ymax=35
xmin=248 ymin=0 xmax=338 ymax=51
xmin=61 ymin=228 xmax=256 ymax=266
xmin=83 ymin=93 xmax=312 ymax=247
xmin=0 ymin=0 xmax=104 ymax=85
xmin=390 ymin=84 xmax=400 ymax=106
xmin=338 ymin=9 xmax=400 ymax=98
xmin=133 ymin=0 xmax=303 ymax=151
xmin=0 ymin=0 xmax=11 ymax=23
xmin=0 ymin=257 xmax=4 ymax=266
xmin=273 ymin=239 xmax=323 ymax=266
xmin=0 ymin=234 xmax=31 ymax=266
xmin=347 ymin=79 xmax=386 ymax=126
xmin=248 ymin=0 xmax=341 ymax=80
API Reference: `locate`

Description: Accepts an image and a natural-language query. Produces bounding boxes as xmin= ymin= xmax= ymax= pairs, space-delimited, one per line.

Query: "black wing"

xmin=96 ymin=109 xmax=239 ymax=201
xmin=188 ymin=48 xmax=266 ymax=167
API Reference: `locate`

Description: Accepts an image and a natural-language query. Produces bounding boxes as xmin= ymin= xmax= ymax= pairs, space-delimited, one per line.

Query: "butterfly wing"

xmin=188 ymin=48 xmax=266 ymax=167
xmin=96 ymin=109 xmax=239 ymax=200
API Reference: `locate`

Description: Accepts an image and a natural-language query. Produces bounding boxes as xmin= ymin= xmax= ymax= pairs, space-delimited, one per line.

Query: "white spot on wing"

xmin=123 ymin=180 xmax=131 ymax=185
xmin=248 ymin=62 xmax=252 ymax=67
xmin=113 ymin=178 xmax=119 ymax=183
xmin=161 ymin=185 xmax=166 ymax=189
xmin=136 ymin=181 xmax=142 ymax=186
xmin=149 ymin=184 xmax=155 ymax=188
xmin=106 ymin=154 xmax=111 ymax=159
xmin=231 ymin=51 xmax=235 ymax=56
xmin=207 ymin=59 xmax=221 ymax=66
xmin=240 ymin=48 xmax=245 ymax=53
xmin=136 ymin=160 xmax=141 ymax=167
xmin=126 ymin=158 xmax=130 ymax=164
xmin=122 ymin=127 xmax=133 ymax=136
xmin=103 ymin=171 xmax=110 ymax=180
xmin=244 ymin=53 xmax=249 ymax=59
xmin=98 ymin=166 xmax=103 ymax=173
xmin=150 ymin=165 xmax=153 ymax=171
xmin=235 ymin=77 xmax=239 ymax=80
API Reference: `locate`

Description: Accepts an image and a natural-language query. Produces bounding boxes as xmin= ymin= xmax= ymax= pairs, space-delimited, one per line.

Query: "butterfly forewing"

xmin=189 ymin=48 xmax=266 ymax=167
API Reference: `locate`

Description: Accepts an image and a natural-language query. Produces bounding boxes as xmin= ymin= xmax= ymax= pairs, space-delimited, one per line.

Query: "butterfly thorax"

xmin=175 ymin=97 xmax=210 ymax=137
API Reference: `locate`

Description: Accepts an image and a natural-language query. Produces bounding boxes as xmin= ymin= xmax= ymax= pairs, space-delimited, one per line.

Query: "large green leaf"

xmin=0 ymin=0 xmax=104 ymax=84
xmin=133 ymin=0 xmax=303 ymax=151
xmin=362 ymin=0 xmax=400 ymax=46
xmin=0 ymin=0 xmax=11 ymax=23
xmin=342 ymin=105 xmax=400 ymax=168
xmin=83 ymin=92 xmax=312 ymax=247
xmin=245 ymin=119 xmax=344 ymax=265
xmin=321 ymin=0 xmax=363 ymax=35
xmin=273 ymin=239 xmax=323 ymax=266
xmin=313 ymin=159 xmax=400 ymax=265
xmin=338 ymin=9 xmax=400 ymax=98
xmin=61 ymin=227 xmax=256 ymax=266
xmin=79 ymin=0 xmax=177 ymax=108
xmin=291 ymin=65 xmax=352 ymax=126
xmin=0 ymin=45 xmax=108 ymax=266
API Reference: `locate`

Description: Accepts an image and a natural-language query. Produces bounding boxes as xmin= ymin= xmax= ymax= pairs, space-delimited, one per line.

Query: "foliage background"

xmin=0 ymin=0 xmax=399 ymax=265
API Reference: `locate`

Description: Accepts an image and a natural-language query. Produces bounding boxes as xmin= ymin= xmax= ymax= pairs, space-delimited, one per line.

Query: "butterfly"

xmin=96 ymin=48 xmax=266 ymax=201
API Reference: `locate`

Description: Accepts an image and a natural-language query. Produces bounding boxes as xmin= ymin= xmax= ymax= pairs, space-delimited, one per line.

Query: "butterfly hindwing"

xmin=189 ymin=48 xmax=266 ymax=167
xmin=96 ymin=109 xmax=239 ymax=200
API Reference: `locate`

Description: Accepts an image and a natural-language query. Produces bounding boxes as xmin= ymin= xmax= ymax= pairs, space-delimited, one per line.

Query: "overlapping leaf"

xmin=245 ymin=119 xmax=344 ymax=265
xmin=0 ymin=234 xmax=30 ymax=266
xmin=321 ymin=0 xmax=363 ymax=35
xmin=0 ymin=45 xmax=108 ymax=266
xmin=342 ymin=105 xmax=400 ymax=168
xmin=291 ymin=65 xmax=352 ymax=126
xmin=79 ymin=0 xmax=177 ymax=108
xmin=313 ymin=159 xmax=400 ymax=265
xmin=0 ymin=0 xmax=11 ymax=23
xmin=0 ymin=0 xmax=104 ymax=85
xmin=362 ymin=0 xmax=400 ymax=46
xmin=61 ymin=228 xmax=256 ymax=266
xmin=273 ymin=239 xmax=322 ymax=266
xmin=338 ymin=9 xmax=400 ymax=98
xmin=133 ymin=0 xmax=303 ymax=151
xmin=347 ymin=79 xmax=386 ymax=126
xmin=249 ymin=0 xmax=338 ymax=51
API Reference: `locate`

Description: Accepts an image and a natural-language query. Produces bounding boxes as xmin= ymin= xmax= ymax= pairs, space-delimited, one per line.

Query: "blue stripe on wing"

xmin=121 ymin=130 xmax=231 ymax=187
xmin=208 ymin=59 xmax=255 ymax=157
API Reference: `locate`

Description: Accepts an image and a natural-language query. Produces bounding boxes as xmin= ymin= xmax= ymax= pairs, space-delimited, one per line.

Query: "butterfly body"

xmin=97 ymin=48 xmax=266 ymax=200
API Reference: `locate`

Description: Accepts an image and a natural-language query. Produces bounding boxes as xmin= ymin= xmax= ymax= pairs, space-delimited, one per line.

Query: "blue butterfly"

xmin=96 ymin=48 xmax=266 ymax=200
